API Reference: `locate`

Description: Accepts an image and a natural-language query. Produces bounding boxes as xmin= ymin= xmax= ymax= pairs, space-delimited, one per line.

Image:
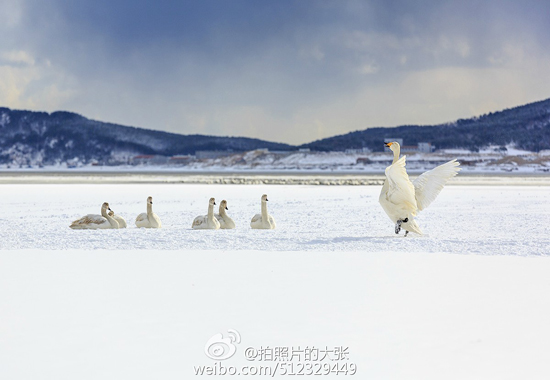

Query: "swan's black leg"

xmin=395 ymin=217 xmax=410 ymax=235
xmin=395 ymin=219 xmax=402 ymax=234
xmin=404 ymin=230 xmax=409 ymax=237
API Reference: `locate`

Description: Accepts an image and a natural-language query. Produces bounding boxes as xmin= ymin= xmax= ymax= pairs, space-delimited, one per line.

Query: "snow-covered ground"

xmin=0 ymin=183 xmax=548 ymax=253
xmin=1 ymin=182 xmax=550 ymax=379
xmin=2 ymin=249 xmax=550 ymax=379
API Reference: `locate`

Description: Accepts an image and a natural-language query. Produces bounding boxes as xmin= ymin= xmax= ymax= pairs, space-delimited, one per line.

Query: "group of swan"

xmin=69 ymin=147 xmax=458 ymax=235
xmin=70 ymin=196 xmax=161 ymax=229
xmin=70 ymin=194 xmax=276 ymax=230
xmin=191 ymin=197 xmax=224 ymax=229
xmin=379 ymin=141 xmax=460 ymax=236
xmin=191 ymin=194 xmax=276 ymax=230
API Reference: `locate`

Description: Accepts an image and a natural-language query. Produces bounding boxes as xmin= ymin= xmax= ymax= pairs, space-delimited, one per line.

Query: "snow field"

xmin=1 ymin=183 xmax=550 ymax=379
xmin=0 ymin=183 xmax=548 ymax=254
xmin=1 ymin=250 xmax=549 ymax=379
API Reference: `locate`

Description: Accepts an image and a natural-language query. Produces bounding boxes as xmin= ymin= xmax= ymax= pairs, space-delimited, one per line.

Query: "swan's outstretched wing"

xmin=413 ymin=159 xmax=461 ymax=211
xmin=385 ymin=155 xmax=418 ymax=215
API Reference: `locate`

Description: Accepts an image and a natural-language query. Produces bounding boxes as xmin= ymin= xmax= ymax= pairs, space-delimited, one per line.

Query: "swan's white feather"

xmin=215 ymin=214 xmax=236 ymax=229
xmin=268 ymin=215 xmax=276 ymax=228
xmin=251 ymin=214 xmax=261 ymax=224
xmin=70 ymin=214 xmax=112 ymax=229
xmin=250 ymin=213 xmax=276 ymax=229
xmin=384 ymin=155 xmax=418 ymax=216
xmin=112 ymin=214 xmax=127 ymax=228
xmin=413 ymin=159 xmax=461 ymax=211
xmin=135 ymin=213 xmax=147 ymax=223
xmin=135 ymin=212 xmax=162 ymax=228
xmin=192 ymin=215 xmax=220 ymax=229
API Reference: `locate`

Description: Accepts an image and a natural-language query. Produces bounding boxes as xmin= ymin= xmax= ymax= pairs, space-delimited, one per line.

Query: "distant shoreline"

xmin=0 ymin=170 xmax=548 ymax=186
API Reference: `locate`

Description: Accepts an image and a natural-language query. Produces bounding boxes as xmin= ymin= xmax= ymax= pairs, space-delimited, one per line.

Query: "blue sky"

xmin=1 ymin=0 xmax=549 ymax=144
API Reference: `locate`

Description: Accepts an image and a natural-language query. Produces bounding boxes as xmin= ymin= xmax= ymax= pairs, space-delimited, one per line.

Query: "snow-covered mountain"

xmin=0 ymin=108 xmax=292 ymax=167
xmin=1 ymin=96 xmax=550 ymax=167
xmin=301 ymin=98 xmax=550 ymax=152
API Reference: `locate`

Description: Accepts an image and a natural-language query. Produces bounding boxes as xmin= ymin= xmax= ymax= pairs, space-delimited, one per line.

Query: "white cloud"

xmin=0 ymin=52 xmax=77 ymax=111
xmin=1 ymin=50 xmax=36 ymax=66
xmin=358 ymin=63 xmax=379 ymax=75
xmin=0 ymin=66 xmax=39 ymax=107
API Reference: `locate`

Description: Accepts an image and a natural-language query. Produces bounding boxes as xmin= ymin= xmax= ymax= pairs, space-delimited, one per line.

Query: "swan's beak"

xmin=214 ymin=202 xmax=216 ymax=205
xmin=108 ymin=208 xmax=112 ymax=211
xmin=225 ymin=206 xmax=229 ymax=210
xmin=385 ymin=142 xmax=392 ymax=147
xmin=266 ymin=198 xmax=269 ymax=201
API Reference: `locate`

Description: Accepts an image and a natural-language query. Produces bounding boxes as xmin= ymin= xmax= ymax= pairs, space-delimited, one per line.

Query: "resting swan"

xmin=135 ymin=196 xmax=162 ymax=228
xmin=250 ymin=194 xmax=276 ymax=229
xmin=379 ymin=141 xmax=460 ymax=236
xmin=192 ymin=197 xmax=221 ymax=230
xmin=70 ymin=202 xmax=120 ymax=229
xmin=215 ymin=200 xmax=236 ymax=229
xmin=108 ymin=210 xmax=127 ymax=228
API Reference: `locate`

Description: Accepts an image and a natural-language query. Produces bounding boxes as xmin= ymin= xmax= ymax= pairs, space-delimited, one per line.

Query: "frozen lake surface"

xmin=0 ymin=183 xmax=548 ymax=254
xmin=1 ymin=182 xmax=550 ymax=379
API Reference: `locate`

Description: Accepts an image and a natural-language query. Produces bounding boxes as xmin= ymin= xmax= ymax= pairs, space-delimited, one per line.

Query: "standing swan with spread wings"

xmin=379 ymin=142 xmax=460 ymax=236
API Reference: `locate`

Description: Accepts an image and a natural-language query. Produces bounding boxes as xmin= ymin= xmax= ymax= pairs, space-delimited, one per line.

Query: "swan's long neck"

xmin=147 ymin=203 xmax=153 ymax=219
xmin=261 ymin=201 xmax=268 ymax=221
xmin=392 ymin=146 xmax=400 ymax=164
xmin=102 ymin=207 xmax=119 ymax=228
xmin=208 ymin=204 xmax=215 ymax=221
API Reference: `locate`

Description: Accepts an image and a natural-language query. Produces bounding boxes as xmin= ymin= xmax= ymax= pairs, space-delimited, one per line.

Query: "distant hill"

xmin=1 ymin=97 xmax=550 ymax=167
xmin=299 ymin=98 xmax=550 ymax=152
xmin=0 ymin=108 xmax=292 ymax=166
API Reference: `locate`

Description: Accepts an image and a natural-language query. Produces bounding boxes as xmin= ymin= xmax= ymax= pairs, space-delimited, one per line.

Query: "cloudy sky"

xmin=1 ymin=0 xmax=549 ymax=144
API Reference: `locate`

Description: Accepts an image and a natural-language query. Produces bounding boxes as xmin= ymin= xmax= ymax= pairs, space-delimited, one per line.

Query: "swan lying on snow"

xmin=70 ymin=202 xmax=120 ymax=229
xmin=379 ymin=141 xmax=460 ymax=236
xmin=135 ymin=196 xmax=162 ymax=228
xmin=215 ymin=200 xmax=235 ymax=229
xmin=108 ymin=210 xmax=127 ymax=228
xmin=192 ymin=197 xmax=220 ymax=230
xmin=251 ymin=194 xmax=276 ymax=229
